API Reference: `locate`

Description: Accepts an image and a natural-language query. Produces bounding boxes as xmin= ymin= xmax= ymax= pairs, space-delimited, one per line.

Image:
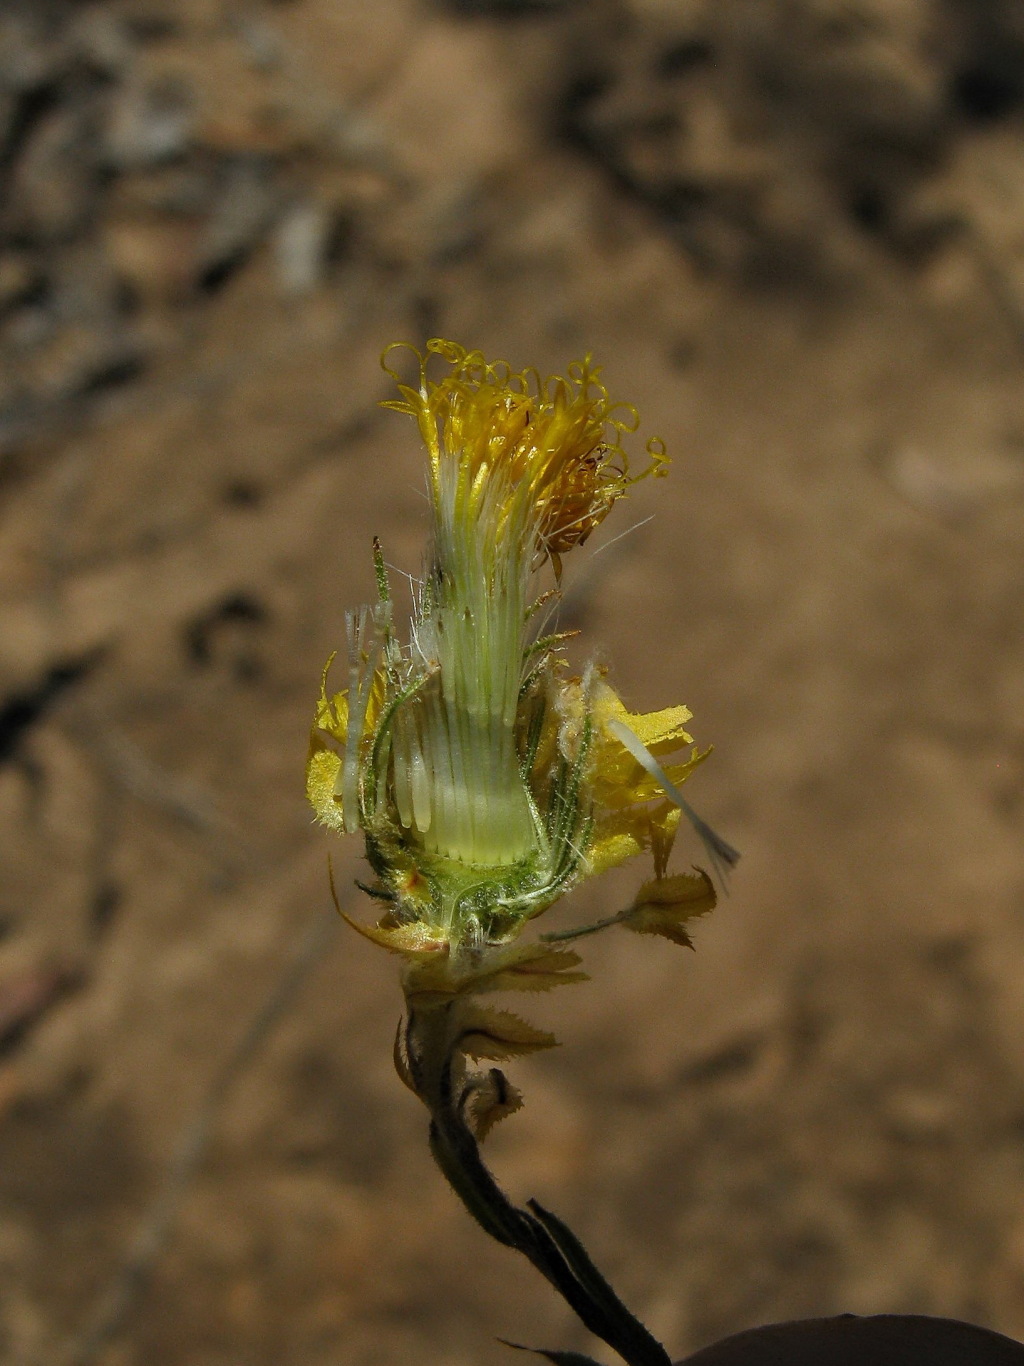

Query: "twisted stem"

xmin=408 ymin=1001 xmax=671 ymax=1366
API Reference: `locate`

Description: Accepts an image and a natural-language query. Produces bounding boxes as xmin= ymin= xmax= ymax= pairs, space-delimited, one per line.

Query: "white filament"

xmin=606 ymin=718 xmax=740 ymax=888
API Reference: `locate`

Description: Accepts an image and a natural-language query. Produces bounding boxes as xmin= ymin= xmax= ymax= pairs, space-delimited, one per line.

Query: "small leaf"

xmin=622 ymin=871 xmax=717 ymax=947
xmin=478 ymin=944 xmax=589 ymax=994
xmin=329 ymin=867 xmax=447 ymax=958
xmin=393 ymin=1018 xmax=417 ymax=1094
xmin=402 ymin=941 xmax=587 ymax=1003
xmin=341 ymin=911 xmax=448 ymax=956
xmin=455 ymin=1006 xmax=558 ymax=1061
xmin=462 ymin=1067 xmax=523 ymax=1141
xmin=524 ymin=629 xmax=581 ymax=661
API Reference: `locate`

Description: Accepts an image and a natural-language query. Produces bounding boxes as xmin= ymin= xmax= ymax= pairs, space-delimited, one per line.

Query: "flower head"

xmin=381 ymin=338 xmax=663 ymax=566
xmin=307 ymin=338 xmax=736 ymax=1130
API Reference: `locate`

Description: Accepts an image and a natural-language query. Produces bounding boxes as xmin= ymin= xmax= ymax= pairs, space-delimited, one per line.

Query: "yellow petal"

xmin=305 ymin=738 xmax=345 ymax=831
xmin=314 ymin=691 xmax=349 ymax=743
xmin=629 ymin=706 xmax=694 ymax=753
xmin=585 ymin=681 xmax=704 ymax=824
xmin=306 ymin=654 xmax=390 ymax=831
xmin=595 ymin=748 xmax=710 ymax=810
xmin=587 ymin=827 xmax=646 ymax=878
xmin=593 ymin=680 xmax=693 ymax=754
xmin=313 ymin=652 xmax=348 ymax=741
xmin=587 ymin=804 xmax=682 ymax=877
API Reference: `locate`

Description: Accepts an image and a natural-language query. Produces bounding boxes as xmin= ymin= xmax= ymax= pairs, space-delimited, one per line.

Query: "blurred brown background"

xmin=2 ymin=1 xmax=1024 ymax=1363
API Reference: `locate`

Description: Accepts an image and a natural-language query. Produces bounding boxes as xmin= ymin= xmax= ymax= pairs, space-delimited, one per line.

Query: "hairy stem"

xmin=413 ymin=1003 xmax=671 ymax=1366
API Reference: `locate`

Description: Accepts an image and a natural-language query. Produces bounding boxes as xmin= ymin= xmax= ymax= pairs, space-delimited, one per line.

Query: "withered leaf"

xmin=455 ymin=1005 xmax=558 ymax=1061
xmin=622 ymin=869 xmax=716 ymax=947
xmin=462 ymin=1066 xmax=524 ymax=1142
xmin=477 ymin=943 xmax=589 ymax=994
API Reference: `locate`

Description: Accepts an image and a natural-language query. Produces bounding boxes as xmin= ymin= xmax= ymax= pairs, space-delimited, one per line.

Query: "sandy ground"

xmin=2 ymin=1 xmax=1024 ymax=1363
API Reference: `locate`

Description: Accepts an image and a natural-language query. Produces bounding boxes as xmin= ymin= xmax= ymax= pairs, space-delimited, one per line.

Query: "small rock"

xmin=273 ymin=200 xmax=333 ymax=296
xmin=105 ymin=75 xmax=195 ymax=170
xmin=5 ymin=304 xmax=53 ymax=353
xmin=884 ymin=1086 xmax=956 ymax=1143
xmin=106 ymin=216 xmax=195 ymax=303
xmin=115 ymin=163 xmax=218 ymax=216
xmin=122 ymin=12 xmax=181 ymax=44
xmin=0 ymin=10 xmax=69 ymax=95
xmin=0 ymin=958 xmax=85 ymax=1058
xmin=0 ymin=254 xmax=37 ymax=314
xmin=196 ymin=156 xmax=279 ymax=291
xmin=71 ymin=9 xmax=135 ymax=78
xmin=230 ymin=14 xmax=284 ymax=73
xmin=24 ymin=323 xmax=143 ymax=405
xmin=4 ymin=104 xmax=97 ymax=243
xmin=885 ymin=442 xmax=1024 ymax=521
